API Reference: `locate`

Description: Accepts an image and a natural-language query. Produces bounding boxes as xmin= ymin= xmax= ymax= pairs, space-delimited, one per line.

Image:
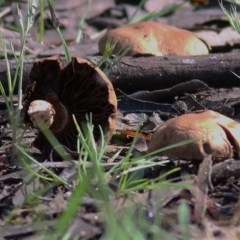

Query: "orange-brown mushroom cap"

xmin=99 ymin=21 xmax=209 ymax=56
xmin=23 ymin=56 xmax=117 ymax=155
xmin=148 ymin=110 xmax=240 ymax=160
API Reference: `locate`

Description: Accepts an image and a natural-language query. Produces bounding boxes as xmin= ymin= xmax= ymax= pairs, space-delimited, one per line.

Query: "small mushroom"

xmin=148 ymin=110 xmax=240 ymax=160
xmin=23 ymin=56 xmax=117 ymax=155
xmin=99 ymin=21 xmax=209 ymax=56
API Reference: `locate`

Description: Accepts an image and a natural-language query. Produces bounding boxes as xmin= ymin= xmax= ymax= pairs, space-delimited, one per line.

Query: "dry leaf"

xmin=116 ymin=129 xmax=152 ymax=141
xmin=193 ymin=156 xmax=213 ymax=221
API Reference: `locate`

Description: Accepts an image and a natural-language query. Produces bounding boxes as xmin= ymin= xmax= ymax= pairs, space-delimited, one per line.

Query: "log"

xmin=0 ymin=52 xmax=240 ymax=94
xmin=211 ymin=159 xmax=240 ymax=183
xmin=101 ymin=51 xmax=240 ymax=93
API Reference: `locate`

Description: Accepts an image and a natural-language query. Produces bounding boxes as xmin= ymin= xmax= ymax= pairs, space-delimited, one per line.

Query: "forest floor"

xmin=1 ymin=0 xmax=240 ymax=239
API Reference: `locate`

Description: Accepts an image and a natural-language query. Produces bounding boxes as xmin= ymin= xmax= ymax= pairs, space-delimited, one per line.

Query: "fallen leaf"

xmin=192 ymin=156 xmax=213 ymax=221
xmin=117 ymin=129 xmax=152 ymax=141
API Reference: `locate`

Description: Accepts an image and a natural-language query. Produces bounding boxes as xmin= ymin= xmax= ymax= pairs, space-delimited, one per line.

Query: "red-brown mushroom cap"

xmin=23 ymin=56 xmax=117 ymax=155
xmin=99 ymin=21 xmax=209 ymax=56
xmin=148 ymin=110 xmax=240 ymax=160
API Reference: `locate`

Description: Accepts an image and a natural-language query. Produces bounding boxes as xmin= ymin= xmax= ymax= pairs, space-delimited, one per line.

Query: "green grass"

xmin=219 ymin=0 xmax=240 ymax=34
xmin=0 ymin=0 xmax=37 ymax=158
xmin=126 ymin=0 xmax=186 ymax=24
xmin=91 ymin=39 xmax=131 ymax=73
xmin=75 ymin=0 xmax=92 ymax=43
xmin=38 ymin=0 xmax=45 ymax=43
xmin=47 ymin=0 xmax=71 ymax=63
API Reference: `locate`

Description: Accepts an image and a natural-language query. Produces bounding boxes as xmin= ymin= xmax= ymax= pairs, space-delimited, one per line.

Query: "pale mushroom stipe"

xmin=27 ymin=100 xmax=56 ymax=129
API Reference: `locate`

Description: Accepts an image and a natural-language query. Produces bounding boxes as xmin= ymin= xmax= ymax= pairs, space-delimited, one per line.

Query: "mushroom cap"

xmin=99 ymin=21 xmax=209 ymax=56
xmin=148 ymin=110 xmax=240 ymax=160
xmin=23 ymin=56 xmax=117 ymax=155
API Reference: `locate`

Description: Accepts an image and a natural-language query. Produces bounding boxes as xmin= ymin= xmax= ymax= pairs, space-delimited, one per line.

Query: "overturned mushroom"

xmin=148 ymin=110 xmax=240 ymax=160
xmin=23 ymin=56 xmax=117 ymax=155
xmin=99 ymin=21 xmax=209 ymax=56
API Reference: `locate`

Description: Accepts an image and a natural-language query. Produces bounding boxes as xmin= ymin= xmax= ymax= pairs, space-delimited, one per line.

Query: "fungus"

xmin=99 ymin=21 xmax=209 ymax=56
xmin=23 ymin=56 xmax=117 ymax=156
xmin=148 ymin=110 xmax=240 ymax=160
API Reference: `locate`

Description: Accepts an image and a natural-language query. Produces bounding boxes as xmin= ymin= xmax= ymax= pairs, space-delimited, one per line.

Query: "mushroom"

xmin=23 ymin=56 xmax=117 ymax=155
xmin=148 ymin=110 xmax=240 ymax=160
xmin=99 ymin=21 xmax=209 ymax=56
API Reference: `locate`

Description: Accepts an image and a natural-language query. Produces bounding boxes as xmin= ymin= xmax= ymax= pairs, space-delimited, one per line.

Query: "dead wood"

xmin=211 ymin=159 xmax=240 ymax=183
xmin=0 ymin=52 xmax=240 ymax=94
xmin=1 ymin=220 xmax=57 ymax=238
xmin=98 ymin=51 xmax=240 ymax=93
